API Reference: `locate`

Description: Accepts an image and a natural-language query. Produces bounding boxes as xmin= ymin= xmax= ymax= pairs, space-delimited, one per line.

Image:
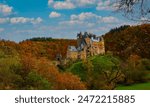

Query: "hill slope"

xmin=19 ymin=39 xmax=76 ymax=60
xmin=103 ymin=24 xmax=150 ymax=59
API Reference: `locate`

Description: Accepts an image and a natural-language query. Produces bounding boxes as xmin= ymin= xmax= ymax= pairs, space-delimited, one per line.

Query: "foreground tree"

xmin=82 ymin=55 xmax=123 ymax=90
xmin=121 ymin=54 xmax=150 ymax=85
xmin=114 ymin=0 xmax=150 ymax=22
xmin=82 ymin=59 xmax=94 ymax=89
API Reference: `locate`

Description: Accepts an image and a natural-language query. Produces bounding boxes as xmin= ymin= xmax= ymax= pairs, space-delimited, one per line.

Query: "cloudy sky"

xmin=0 ymin=0 xmax=137 ymax=42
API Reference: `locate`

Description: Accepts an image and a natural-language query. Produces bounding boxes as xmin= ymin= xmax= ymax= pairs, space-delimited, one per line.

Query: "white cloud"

xmin=60 ymin=12 xmax=119 ymax=27
xmin=0 ymin=28 xmax=4 ymax=32
xmin=71 ymin=12 xmax=118 ymax=23
xmin=53 ymin=0 xmax=75 ymax=9
xmin=96 ymin=0 xmax=114 ymax=11
xmin=0 ymin=4 xmax=13 ymax=15
xmin=33 ymin=17 xmax=43 ymax=24
xmin=60 ymin=20 xmax=95 ymax=28
xmin=96 ymin=0 xmax=118 ymax=10
xmin=49 ymin=11 xmax=61 ymax=18
xmin=10 ymin=17 xmax=30 ymax=24
xmin=0 ymin=17 xmax=42 ymax=24
xmin=47 ymin=0 xmax=116 ymax=10
xmin=60 ymin=12 xmax=100 ymax=27
xmin=10 ymin=17 xmax=43 ymax=24
xmin=48 ymin=0 xmax=54 ymax=5
xmin=76 ymin=0 xmax=96 ymax=6
xmin=47 ymin=0 xmax=118 ymax=11
xmin=71 ymin=12 xmax=101 ymax=21
xmin=0 ymin=17 xmax=9 ymax=24
xmin=60 ymin=20 xmax=84 ymax=26
xmin=48 ymin=0 xmax=97 ymax=9
xmin=101 ymin=16 xmax=119 ymax=23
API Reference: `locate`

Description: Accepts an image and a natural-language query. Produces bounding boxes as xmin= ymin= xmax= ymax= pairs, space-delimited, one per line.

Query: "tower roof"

xmin=68 ymin=46 xmax=77 ymax=52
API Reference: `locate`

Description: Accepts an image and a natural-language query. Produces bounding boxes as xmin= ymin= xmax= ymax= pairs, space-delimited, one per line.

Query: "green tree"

xmin=92 ymin=55 xmax=123 ymax=89
xmin=0 ymin=49 xmax=22 ymax=89
xmin=25 ymin=72 xmax=51 ymax=90
xmin=122 ymin=54 xmax=150 ymax=85
xmin=82 ymin=59 xmax=94 ymax=89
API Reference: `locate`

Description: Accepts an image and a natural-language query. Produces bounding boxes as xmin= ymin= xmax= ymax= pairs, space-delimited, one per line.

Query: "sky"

xmin=0 ymin=0 xmax=137 ymax=42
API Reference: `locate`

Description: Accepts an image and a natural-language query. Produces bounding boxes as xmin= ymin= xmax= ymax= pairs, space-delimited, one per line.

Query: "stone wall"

xmin=67 ymin=51 xmax=78 ymax=59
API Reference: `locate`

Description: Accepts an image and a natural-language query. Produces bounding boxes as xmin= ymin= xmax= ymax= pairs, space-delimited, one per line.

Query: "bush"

xmin=0 ymin=49 xmax=22 ymax=89
xmin=25 ymin=72 xmax=51 ymax=90
xmin=122 ymin=55 xmax=150 ymax=85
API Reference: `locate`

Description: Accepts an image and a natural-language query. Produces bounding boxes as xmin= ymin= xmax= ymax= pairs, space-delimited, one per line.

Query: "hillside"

xmin=67 ymin=55 xmax=121 ymax=81
xmin=0 ymin=39 xmax=85 ymax=90
xmin=103 ymin=24 xmax=150 ymax=59
xmin=19 ymin=39 xmax=77 ymax=60
xmin=0 ymin=24 xmax=150 ymax=90
xmin=66 ymin=54 xmax=150 ymax=89
xmin=0 ymin=38 xmax=76 ymax=60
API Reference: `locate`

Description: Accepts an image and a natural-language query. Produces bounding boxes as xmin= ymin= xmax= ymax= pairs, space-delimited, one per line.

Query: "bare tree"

xmin=114 ymin=0 xmax=150 ymax=22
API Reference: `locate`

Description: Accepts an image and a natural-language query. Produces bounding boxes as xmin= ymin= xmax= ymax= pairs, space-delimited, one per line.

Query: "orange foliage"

xmin=21 ymin=53 xmax=36 ymax=72
xmin=104 ymin=24 xmax=150 ymax=59
xmin=55 ymin=72 xmax=86 ymax=90
xmin=19 ymin=39 xmax=76 ymax=60
xmin=20 ymin=55 xmax=86 ymax=90
xmin=35 ymin=58 xmax=86 ymax=90
xmin=128 ymin=54 xmax=141 ymax=68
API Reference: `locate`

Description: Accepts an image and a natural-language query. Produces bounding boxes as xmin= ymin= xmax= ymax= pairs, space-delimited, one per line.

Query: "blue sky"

xmin=0 ymin=0 xmax=137 ymax=42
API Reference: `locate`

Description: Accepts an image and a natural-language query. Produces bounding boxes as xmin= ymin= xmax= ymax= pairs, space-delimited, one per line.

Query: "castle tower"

xmin=77 ymin=32 xmax=83 ymax=48
xmin=99 ymin=37 xmax=105 ymax=54
xmin=66 ymin=32 xmax=105 ymax=60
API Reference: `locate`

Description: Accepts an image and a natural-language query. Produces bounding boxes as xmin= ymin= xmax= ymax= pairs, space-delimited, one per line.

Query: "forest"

xmin=0 ymin=24 xmax=150 ymax=90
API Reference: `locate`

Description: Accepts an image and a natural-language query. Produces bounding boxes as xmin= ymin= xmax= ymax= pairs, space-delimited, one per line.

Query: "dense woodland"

xmin=104 ymin=24 xmax=150 ymax=59
xmin=0 ymin=24 xmax=150 ymax=90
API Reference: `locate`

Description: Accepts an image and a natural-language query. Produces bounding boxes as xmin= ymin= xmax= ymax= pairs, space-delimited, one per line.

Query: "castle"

xmin=66 ymin=32 xmax=105 ymax=60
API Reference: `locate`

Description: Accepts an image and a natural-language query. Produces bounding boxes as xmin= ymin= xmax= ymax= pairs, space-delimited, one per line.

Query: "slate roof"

xmin=91 ymin=37 xmax=100 ymax=42
xmin=68 ymin=46 xmax=77 ymax=52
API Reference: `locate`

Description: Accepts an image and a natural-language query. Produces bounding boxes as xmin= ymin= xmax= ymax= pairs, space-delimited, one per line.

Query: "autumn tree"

xmin=0 ymin=46 xmax=22 ymax=89
xmin=104 ymin=24 xmax=150 ymax=59
xmin=26 ymin=57 xmax=86 ymax=90
xmin=20 ymin=53 xmax=36 ymax=75
xmin=55 ymin=72 xmax=86 ymax=90
xmin=19 ymin=39 xmax=76 ymax=60
xmin=122 ymin=54 xmax=149 ymax=84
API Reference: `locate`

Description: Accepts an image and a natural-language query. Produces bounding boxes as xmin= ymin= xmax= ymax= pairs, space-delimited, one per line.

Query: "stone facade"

xmin=67 ymin=32 xmax=105 ymax=60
